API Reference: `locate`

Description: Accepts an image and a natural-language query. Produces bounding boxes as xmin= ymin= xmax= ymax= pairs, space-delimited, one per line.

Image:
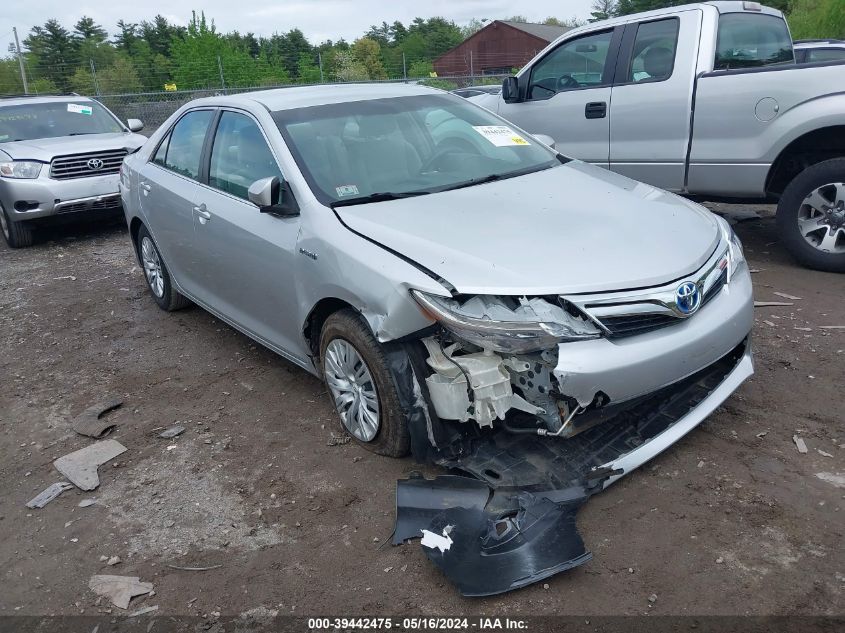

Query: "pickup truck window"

xmin=627 ymin=19 xmax=679 ymax=83
xmin=714 ymin=13 xmax=794 ymax=70
xmin=528 ymin=30 xmax=614 ymax=100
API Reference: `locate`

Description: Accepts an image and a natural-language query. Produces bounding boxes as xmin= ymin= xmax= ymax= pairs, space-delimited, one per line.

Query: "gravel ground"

xmin=0 ymin=206 xmax=843 ymax=619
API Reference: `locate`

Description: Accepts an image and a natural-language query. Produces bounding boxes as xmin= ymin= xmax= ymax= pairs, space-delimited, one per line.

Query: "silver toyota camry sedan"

xmin=121 ymin=83 xmax=753 ymax=487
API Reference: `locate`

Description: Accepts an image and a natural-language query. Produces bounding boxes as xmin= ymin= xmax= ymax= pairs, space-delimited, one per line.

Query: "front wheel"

xmin=1 ymin=203 xmax=34 ymax=248
xmin=319 ymin=310 xmax=410 ymax=457
xmin=776 ymin=158 xmax=845 ymax=273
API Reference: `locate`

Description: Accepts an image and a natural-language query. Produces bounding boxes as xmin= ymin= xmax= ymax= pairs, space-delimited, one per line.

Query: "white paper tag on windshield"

xmin=336 ymin=184 xmax=359 ymax=197
xmin=472 ymin=125 xmax=530 ymax=147
xmin=67 ymin=103 xmax=93 ymax=116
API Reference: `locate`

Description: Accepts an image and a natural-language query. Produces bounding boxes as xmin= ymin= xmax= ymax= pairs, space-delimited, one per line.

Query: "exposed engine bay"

xmin=416 ymin=295 xmax=604 ymax=438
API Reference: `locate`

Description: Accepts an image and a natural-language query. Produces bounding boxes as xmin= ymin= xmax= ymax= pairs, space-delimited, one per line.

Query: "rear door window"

xmin=807 ymin=48 xmax=845 ymax=63
xmin=157 ymin=109 xmax=213 ymax=180
xmin=714 ymin=13 xmax=794 ymax=70
xmin=627 ymin=19 xmax=680 ymax=83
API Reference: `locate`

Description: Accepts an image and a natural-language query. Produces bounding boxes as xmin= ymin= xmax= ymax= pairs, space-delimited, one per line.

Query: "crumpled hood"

xmin=0 ymin=133 xmax=146 ymax=163
xmin=339 ymin=161 xmax=721 ymax=295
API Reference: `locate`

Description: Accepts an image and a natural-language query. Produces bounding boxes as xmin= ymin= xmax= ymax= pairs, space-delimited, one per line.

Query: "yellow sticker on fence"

xmin=472 ymin=125 xmax=530 ymax=147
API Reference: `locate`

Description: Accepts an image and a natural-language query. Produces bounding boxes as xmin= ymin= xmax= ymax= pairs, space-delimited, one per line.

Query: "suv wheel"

xmin=777 ymin=158 xmax=845 ymax=272
xmin=319 ymin=309 xmax=410 ymax=457
xmin=1 ymin=203 xmax=34 ymax=248
xmin=136 ymin=225 xmax=191 ymax=311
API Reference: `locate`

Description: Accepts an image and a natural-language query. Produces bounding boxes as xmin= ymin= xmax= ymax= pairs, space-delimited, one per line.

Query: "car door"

xmin=497 ymin=27 xmax=623 ymax=167
xmin=608 ymin=11 xmax=699 ymax=191
xmin=190 ymin=109 xmax=302 ymax=356
xmin=137 ymin=108 xmax=214 ymax=296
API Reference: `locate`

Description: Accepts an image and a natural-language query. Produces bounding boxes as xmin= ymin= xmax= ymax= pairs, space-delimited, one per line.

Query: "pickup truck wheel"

xmin=319 ymin=309 xmax=410 ymax=457
xmin=777 ymin=158 xmax=845 ymax=273
xmin=1 ymin=203 xmax=34 ymax=248
xmin=136 ymin=225 xmax=192 ymax=311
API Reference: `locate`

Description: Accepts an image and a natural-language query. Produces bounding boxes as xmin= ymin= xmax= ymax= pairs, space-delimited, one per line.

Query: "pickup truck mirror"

xmin=127 ymin=118 xmax=144 ymax=132
xmin=248 ymin=176 xmax=299 ymax=217
xmin=502 ymin=76 xmax=520 ymax=103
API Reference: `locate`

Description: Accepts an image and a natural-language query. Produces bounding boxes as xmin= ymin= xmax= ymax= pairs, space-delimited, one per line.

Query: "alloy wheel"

xmin=798 ymin=183 xmax=845 ymax=254
xmin=140 ymin=236 xmax=165 ymax=298
xmin=323 ymin=338 xmax=380 ymax=442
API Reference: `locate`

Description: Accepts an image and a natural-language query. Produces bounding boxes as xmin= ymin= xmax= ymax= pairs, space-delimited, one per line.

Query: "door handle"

xmin=585 ymin=102 xmax=607 ymax=119
xmin=140 ymin=181 xmax=151 ymax=195
xmin=194 ymin=205 xmax=212 ymax=224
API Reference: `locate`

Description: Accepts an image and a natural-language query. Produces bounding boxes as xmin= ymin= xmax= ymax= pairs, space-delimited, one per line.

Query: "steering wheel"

xmin=420 ymin=144 xmax=471 ymax=173
xmin=557 ymin=74 xmax=580 ymax=90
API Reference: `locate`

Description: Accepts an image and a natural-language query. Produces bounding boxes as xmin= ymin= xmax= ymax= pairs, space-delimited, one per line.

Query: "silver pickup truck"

xmin=470 ymin=1 xmax=845 ymax=272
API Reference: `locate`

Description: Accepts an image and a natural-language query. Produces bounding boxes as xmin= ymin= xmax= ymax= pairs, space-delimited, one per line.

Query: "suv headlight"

xmin=0 ymin=161 xmax=42 ymax=179
xmin=717 ymin=217 xmax=746 ymax=281
xmin=411 ymin=290 xmax=601 ymax=354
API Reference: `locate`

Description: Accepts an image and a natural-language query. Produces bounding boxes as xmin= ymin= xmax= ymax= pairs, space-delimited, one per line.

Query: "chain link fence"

xmin=90 ymin=74 xmax=507 ymax=132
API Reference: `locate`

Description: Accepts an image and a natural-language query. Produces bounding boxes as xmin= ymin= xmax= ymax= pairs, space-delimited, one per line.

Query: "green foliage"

xmin=789 ymin=0 xmax=845 ymax=39
xmin=418 ymin=78 xmax=458 ymax=90
xmin=297 ymin=54 xmax=322 ymax=83
xmin=333 ymin=51 xmax=369 ymax=82
xmin=352 ymin=37 xmax=387 ymax=80
xmin=408 ymin=60 xmax=433 ymax=78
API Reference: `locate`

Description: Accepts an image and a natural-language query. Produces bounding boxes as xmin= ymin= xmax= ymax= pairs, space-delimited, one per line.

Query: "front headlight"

xmin=717 ymin=217 xmax=747 ymax=281
xmin=0 ymin=161 xmax=42 ymax=179
xmin=411 ymin=291 xmax=601 ymax=354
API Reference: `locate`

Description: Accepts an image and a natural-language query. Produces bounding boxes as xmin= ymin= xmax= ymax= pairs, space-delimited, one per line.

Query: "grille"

xmin=55 ymin=196 xmax=122 ymax=214
xmin=50 ymin=150 xmax=127 ymax=180
xmin=702 ymin=268 xmax=728 ymax=307
xmin=598 ymin=313 xmax=681 ymax=338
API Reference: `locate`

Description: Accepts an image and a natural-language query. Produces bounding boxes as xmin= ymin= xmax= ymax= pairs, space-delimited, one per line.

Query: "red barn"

xmin=433 ymin=20 xmax=572 ymax=78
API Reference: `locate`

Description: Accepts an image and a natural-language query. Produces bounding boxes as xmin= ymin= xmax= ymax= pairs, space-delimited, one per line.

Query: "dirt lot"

xmin=0 ymin=206 xmax=843 ymax=619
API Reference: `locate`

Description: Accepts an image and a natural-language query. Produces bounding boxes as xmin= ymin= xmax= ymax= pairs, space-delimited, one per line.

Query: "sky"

xmin=1 ymin=0 xmax=595 ymax=54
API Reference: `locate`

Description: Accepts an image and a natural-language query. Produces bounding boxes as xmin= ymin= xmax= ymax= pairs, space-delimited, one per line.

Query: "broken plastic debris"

xmin=420 ymin=528 xmax=453 ymax=553
xmin=420 ymin=494 xmax=591 ymax=597
xmin=393 ymin=473 xmax=490 ymax=545
xmin=158 ymin=424 xmax=186 ymax=439
xmin=71 ymin=398 xmax=123 ymax=438
xmin=78 ymin=498 xmax=96 ymax=507
xmin=26 ymin=482 xmax=73 ymax=509
xmin=54 ymin=440 xmax=127 ymax=491
xmin=773 ymin=292 xmax=802 ymax=301
xmin=754 ymin=301 xmax=793 ymax=307
xmin=128 ymin=605 xmax=159 ymax=617
xmin=793 ymin=436 xmax=808 ymax=454
xmin=88 ymin=574 xmax=153 ymax=609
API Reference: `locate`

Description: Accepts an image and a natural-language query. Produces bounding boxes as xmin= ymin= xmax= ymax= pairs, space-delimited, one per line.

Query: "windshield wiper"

xmin=330 ymin=190 xmax=431 ymax=208
xmin=435 ymin=162 xmax=559 ymax=194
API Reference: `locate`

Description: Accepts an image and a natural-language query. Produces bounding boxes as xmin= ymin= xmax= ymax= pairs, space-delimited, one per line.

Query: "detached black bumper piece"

xmin=420 ymin=492 xmax=591 ymax=597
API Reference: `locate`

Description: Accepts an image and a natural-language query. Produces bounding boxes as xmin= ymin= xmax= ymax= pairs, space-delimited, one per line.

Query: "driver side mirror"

xmin=248 ymin=176 xmax=299 ymax=217
xmin=127 ymin=118 xmax=144 ymax=132
xmin=502 ymin=76 xmax=521 ymax=103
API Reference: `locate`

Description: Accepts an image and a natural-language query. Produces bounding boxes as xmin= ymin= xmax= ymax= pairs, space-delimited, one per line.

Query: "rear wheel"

xmin=1 ymin=203 xmax=34 ymax=248
xmin=319 ymin=309 xmax=410 ymax=457
xmin=136 ymin=225 xmax=191 ymax=311
xmin=776 ymin=158 xmax=845 ymax=272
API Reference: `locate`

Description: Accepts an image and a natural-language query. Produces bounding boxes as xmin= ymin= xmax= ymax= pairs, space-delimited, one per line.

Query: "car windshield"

xmin=272 ymin=94 xmax=561 ymax=206
xmin=0 ymin=101 xmax=123 ymax=143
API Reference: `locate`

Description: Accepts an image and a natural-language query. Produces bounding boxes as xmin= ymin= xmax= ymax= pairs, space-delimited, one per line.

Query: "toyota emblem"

xmin=675 ymin=281 xmax=702 ymax=315
xmin=87 ymin=158 xmax=104 ymax=170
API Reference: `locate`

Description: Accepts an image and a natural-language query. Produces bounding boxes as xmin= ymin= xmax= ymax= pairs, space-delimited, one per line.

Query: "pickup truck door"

xmin=496 ymin=27 xmax=624 ymax=167
xmin=608 ymin=10 xmax=702 ymax=192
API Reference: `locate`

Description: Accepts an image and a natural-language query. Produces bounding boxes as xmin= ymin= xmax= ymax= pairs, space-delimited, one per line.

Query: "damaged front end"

xmin=412 ymin=291 xmax=604 ymax=437
xmin=382 ymin=279 xmax=753 ymax=596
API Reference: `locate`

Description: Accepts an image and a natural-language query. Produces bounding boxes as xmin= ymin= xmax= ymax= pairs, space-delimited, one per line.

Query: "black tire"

xmin=319 ymin=309 xmax=410 ymax=457
xmin=776 ymin=158 xmax=845 ymax=273
xmin=135 ymin=225 xmax=192 ymax=311
xmin=1 ymin=204 xmax=34 ymax=248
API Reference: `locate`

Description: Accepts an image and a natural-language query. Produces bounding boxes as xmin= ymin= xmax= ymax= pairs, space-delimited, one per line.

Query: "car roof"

xmin=793 ymin=39 xmax=845 ymax=49
xmin=0 ymin=95 xmax=93 ymax=107
xmin=187 ymin=83 xmax=445 ymax=113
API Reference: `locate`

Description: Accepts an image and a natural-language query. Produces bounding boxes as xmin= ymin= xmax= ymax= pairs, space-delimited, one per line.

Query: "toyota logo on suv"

xmin=87 ymin=158 xmax=104 ymax=170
